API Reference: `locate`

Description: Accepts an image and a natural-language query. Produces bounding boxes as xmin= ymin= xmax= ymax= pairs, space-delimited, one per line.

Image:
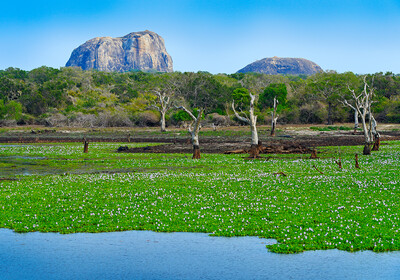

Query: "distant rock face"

xmin=66 ymin=30 xmax=173 ymax=72
xmin=237 ymin=57 xmax=322 ymax=75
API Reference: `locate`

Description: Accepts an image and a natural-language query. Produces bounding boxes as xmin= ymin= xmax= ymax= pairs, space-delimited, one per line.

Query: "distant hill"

xmin=237 ymin=57 xmax=322 ymax=75
xmin=66 ymin=30 xmax=173 ymax=72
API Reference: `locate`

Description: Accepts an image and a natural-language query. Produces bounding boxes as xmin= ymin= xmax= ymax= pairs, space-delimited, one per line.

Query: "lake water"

xmin=0 ymin=229 xmax=399 ymax=280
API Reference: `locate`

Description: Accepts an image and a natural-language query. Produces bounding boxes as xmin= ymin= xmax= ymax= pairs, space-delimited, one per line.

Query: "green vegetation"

xmin=309 ymin=126 xmax=353 ymax=131
xmin=1 ymin=67 xmax=400 ymax=127
xmin=1 ymin=141 xmax=399 ymax=254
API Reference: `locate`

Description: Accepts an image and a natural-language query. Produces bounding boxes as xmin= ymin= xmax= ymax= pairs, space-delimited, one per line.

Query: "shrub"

xmin=172 ymin=110 xmax=192 ymax=122
xmin=279 ymin=107 xmax=300 ymax=124
xmin=0 ymin=100 xmax=22 ymax=121
xmin=132 ymin=111 xmax=159 ymax=127
xmin=207 ymin=113 xmax=229 ymax=126
xmin=95 ymin=110 xmax=133 ymax=127
xmin=299 ymin=102 xmax=327 ymax=124
xmin=45 ymin=113 xmax=68 ymax=127
xmin=68 ymin=112 xmax=97 ymax=127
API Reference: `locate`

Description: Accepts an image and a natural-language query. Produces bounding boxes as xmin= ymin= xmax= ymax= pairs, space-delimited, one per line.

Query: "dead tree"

xmin=271 ymin=96 xmax=279 ymax=137
xmin=176 ymin=106 xmax=203 ymax=159
xmin=340 ymin=100 xmax=359 ymax=134
xmin=232 ymin=93 xmax=260 ymax=158
xmin=149 ymin=90 xmax=172 ymax=132
xmin=343 ymin=76 xmax=376 ymax=155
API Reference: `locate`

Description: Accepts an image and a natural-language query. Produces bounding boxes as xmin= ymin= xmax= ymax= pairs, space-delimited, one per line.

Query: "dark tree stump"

xmin=355 ymin=154 xmax=360 ymax=169
xmin=83 ymin=140 xmax=89 ymax=153
xmin=363 ymin=143 xmax=371 ymax=155
xmin=310 ymin=149 xmax=318 ymax=159
xmin=372 ymin=136 xmax=380 ymax=151
xmin=335 ymin=159 xmax=342 ymax=169
xmin=249 ymin=144 xmax=259 ymax=159
xmin=193 ymin=145 xmax=201 ymax=159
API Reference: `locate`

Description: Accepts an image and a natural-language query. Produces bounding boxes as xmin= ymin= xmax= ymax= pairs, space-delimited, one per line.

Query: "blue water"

xmin=0 ymin=229 xmax=399 ymax=280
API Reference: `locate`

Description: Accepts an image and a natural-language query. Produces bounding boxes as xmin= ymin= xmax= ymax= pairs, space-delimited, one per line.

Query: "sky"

xmin=1 ymin=0 xmax=400 ymax=74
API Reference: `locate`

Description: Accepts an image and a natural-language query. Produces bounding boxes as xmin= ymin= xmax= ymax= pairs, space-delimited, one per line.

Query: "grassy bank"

xmin=0 ymin=141 xmax=399 ymax=253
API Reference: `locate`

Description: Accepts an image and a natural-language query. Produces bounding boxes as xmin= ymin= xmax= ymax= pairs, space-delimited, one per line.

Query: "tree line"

xmin=1 ymin=66 xmax=400 ymax=129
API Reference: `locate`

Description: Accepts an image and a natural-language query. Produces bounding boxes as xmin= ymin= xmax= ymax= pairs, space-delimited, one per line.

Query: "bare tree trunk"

xmin=361 ymin=116 xmax=371 ymax=155
xmin=371 ymin=115 xmax=380 ymax=151
xmin=249 ymin=121 xmax=259 ymax=158
xmin=232 ymin=93 xmax=259 ymax=158
xmin=191 ymin=110 xmax=202 ymax=159
xmin=151 ymin=91 xmax=171 ymax=133
xmin=177 ymin=106 xmax=203 ymax=159
xmin=353 ymin=110 xmax=359 ymax=134
xmin=360 ymin=117 xmax=370 ymax=143
xmin=343 ymin=76 xmax=375 ymax=155
xmin=160 ymin=110 xmax=166 ymax=132
xmin=327 ymin=102 xmax=333 ymax=125
xmin=271 ymin=96 xmax=278 ymax=137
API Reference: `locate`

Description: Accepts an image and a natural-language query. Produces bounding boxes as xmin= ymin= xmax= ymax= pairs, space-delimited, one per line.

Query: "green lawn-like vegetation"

xmin=0 ymin=142 xmax=399 ymax=253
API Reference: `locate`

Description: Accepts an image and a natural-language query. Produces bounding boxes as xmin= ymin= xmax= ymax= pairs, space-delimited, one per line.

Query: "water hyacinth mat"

xmin=0 ymin=141 xmax=399 ymax=253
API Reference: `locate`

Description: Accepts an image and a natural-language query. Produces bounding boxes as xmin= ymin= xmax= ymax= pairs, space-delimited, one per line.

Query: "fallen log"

xmin=224 ymin=149 xmax=247 ymax=154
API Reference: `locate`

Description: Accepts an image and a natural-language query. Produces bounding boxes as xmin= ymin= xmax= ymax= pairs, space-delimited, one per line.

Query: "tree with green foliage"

xmin=0 ymin=99 xmax=22 ymax=122
xmin=231 ymin=88 xmax=261 ymax=157
xmin=258 ymin=83 xmax=287 ymax=110
xmin=259 ymin=83 xmax=288 ymax=136
xmin=308 ymin=71 xmax=342 ymax=125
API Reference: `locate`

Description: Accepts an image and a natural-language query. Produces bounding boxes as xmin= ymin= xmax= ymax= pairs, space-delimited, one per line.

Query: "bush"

xmin=17 ymin=113 xmax=36 ymax=125
xmin=45 ymin=113 xmax=68 ymax=127
xmin=279 ymin=107 xmax=300 ymax=124
xmin=68 ymin=112 xmax=97 ymax=127
xmin=299 ymin=102 xmax=327 ymax=124
xmin=172 ymin=110 xmax=192 ymax=122
xmin=0 ymin=100 xmax=22 ymax=121
xmin=132 ymin=111 xmax=159 ymax=127
xmin=95 ymin=110 xmax=133 ymax=127
xmin=207 ymin=113 xmax=230 ymax=126
xmin=381 ymin=99 xmax=400 ymax=123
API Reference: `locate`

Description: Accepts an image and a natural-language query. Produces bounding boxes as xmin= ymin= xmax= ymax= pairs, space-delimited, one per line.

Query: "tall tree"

xmin=343 ymin=76 xmax=376 ymax=155
xmin=308 ymin=71 xmax=342 ymax=125
xmin=259 ymin=83 xmax=288 ymax=136
xmin=231 ymin=88 xmax=260 ymax=158
xmin=176 ymin=72 xmax=223 ymax=159
xmin=147 ymin=73 xmax=178 ymax=132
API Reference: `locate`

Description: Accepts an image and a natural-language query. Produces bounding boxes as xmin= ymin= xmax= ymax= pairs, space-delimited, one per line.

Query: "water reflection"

xmin=1 ymin=229 xmax=399 ymax=280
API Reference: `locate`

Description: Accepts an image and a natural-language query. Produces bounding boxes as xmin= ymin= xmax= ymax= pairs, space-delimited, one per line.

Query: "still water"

xmin=0 ymin=229 xmax=399 ymax=280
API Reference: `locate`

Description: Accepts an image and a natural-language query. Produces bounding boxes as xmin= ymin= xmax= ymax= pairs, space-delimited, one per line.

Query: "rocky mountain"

xmin=66 ymin=30 xmax=173 ymax=72
xmin=237 ymin=57 xmax=322 ymax=75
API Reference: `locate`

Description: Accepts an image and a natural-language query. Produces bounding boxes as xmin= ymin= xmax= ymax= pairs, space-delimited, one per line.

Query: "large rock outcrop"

xmin=237 ymin=57 xmax=322 ymax=75
xmin=66 ymin=30 xmax=173 ymax=72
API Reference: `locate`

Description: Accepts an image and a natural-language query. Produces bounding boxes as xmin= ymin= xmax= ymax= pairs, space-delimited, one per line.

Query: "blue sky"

xmin=1 ymin=0 xmax=399 ymax=74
